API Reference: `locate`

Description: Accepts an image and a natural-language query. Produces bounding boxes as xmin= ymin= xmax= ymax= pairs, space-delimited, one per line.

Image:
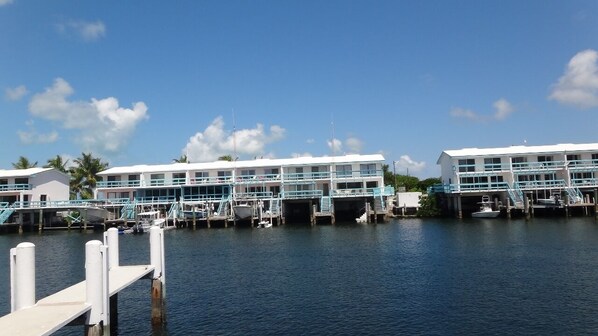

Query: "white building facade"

xmin=0 ymin=168 xmax=70 ymax=206
xmin=436 ymin=143 xmax=598 ymax=208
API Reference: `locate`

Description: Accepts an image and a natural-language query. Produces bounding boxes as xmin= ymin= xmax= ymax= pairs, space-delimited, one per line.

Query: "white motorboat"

xmin=472 ymin=196 xmax=500 ymax=218
xmin=537 ymin=194 xmax=562 ymax=206
xmin=257 ymin=220 xmax=272 ymax=228
xmin=355 ymin=211 xmax=367 ymax=223
xmin=233 ymin=203 xmax=253 ymax=220
xmin=134 ymin=210 xmax=174 ymax=233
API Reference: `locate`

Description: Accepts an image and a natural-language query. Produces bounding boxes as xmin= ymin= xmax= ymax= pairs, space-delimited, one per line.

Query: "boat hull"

xmin=472 ymin=210 xmax=501 ymax=218
xmin=233 ymin=205 xmax=253 ymax=220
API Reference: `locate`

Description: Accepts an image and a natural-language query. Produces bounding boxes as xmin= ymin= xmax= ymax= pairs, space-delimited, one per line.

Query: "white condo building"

xmin=436 ymin=143 xmax=598 ymax=215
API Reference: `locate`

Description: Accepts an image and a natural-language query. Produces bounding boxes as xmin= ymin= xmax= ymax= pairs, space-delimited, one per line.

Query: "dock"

xmin=0 ymin=227 xmax=166 ymax=335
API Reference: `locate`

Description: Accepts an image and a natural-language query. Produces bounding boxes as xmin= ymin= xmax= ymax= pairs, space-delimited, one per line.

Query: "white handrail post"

xmin=85 ymin=240 xmax=109 ymax=333
xmin=10 ymin=242 xmax=35 ymax=312
xmin=104 ymin=227 xmax=119 ymax=269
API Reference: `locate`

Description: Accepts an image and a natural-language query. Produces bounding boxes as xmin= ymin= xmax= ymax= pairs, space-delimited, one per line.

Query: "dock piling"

xmin=84 ymin=240 xmax=109 ymax=334
xmin=150 ymin=226 xmax=166 ymax=325
xmin=10 ymin=242 xmax=36 ymax=312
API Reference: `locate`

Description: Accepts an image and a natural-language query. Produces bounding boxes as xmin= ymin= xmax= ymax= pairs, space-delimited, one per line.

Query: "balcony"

xmin=0 ymin=183 xmax=32 ymax=192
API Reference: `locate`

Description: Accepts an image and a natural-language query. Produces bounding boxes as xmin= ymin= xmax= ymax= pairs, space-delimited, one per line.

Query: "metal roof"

xmin=438 ymin=143 xmax=598 ymax=162
xmin=98 ymin=154 xmax=385 ymax=175
xmin=0 ymin=167 xmax=53 ymax=178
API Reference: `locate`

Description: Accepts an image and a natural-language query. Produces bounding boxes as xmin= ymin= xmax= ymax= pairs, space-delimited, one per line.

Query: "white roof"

xmin=0 ymin=167 xmax=53 ymax=178
xmin=438 ymin=143 xmax=598 ymax=162
xmin=99 ymin=154 xmax=385 ymax=175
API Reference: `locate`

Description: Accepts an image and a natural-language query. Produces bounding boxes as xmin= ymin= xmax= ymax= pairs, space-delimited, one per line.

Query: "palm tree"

xmin=12 ymin=156 xmax=38 ymax=169
xmin=70 ymin=152 xmax=108 ymax=199
xmin=45 ymin=155 xmax=69 ymax=173
xmin=173 ymin=154 xmax=188 ymax=163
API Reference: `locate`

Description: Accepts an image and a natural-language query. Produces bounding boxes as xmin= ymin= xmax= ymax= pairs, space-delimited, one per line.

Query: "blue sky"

xmin=1 ymin=1 xmax=597 ymax=178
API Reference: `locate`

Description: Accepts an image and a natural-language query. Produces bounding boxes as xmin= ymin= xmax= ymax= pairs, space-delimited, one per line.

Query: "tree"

xmin=218 ymin=155 xmax=233 ymax=161
xmin=45 ymin=155 xmax=69 ymax=173
xmin=416 ymin=194 xmax=441 ymax=217
xmin=12 ymin=156 xmax=38 ymax=169
xmin=173 ymin=154 xmax=188 ymax=163
xmin=70 ymin=153 xmax=109 ymax=199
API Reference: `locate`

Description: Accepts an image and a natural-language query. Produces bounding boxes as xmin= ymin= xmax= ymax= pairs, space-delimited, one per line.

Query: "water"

xmin=2 ymin=218 xmax=598 ymax=335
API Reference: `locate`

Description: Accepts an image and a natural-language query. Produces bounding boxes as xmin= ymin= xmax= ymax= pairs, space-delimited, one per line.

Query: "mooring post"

xmin=104 ymin=227 xmax=120 ymax=335
xmin=85 ymin=240 xmax=109 ymax=335
xmin=10 ymin=242 xmax=36 ymax=312
xmin=104 ymin=227 xmax=119 ymax=269
xmin=150 ymin=226 xmax=166 ymax=326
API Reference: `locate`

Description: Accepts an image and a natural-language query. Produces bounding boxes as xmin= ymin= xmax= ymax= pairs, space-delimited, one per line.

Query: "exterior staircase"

xmin=0 ymin=203 xmax=16 ymax=224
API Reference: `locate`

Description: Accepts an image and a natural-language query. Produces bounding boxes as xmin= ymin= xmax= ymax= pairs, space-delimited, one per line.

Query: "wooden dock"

xmin=0 ymin=227 xmax=166 ymax=335
xmin=0 ymin=265 xmax=154 ymax=336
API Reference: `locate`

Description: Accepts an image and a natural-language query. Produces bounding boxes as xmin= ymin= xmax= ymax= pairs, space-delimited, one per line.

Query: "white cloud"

xmin=28 ymin=77 xmax=148 ymax=153
xmin=327 ymin=138 xmax=343 ymax=154
xmin=57 ymin=20 xmax=106 ymax=41
xmin=17 ymin=130 xmax=58 ymax=144
xmin=549 ymin=49 xmax=598 ymax=109
xmin=5 ymin=85 xmax=28 ymax=101
xmin=345 ymin=136 xmax=363 ymax=154
xmin=306 ymin=138 xmax=315 ymax=144
xmin=493 ymin=98 xmax=514 ymax=120
xmin=450 ymin=107 xmax=479 ymax=120
xmin=393 ymin=155 xmax=426 ymax=174
xmin=184 ymin=116 xmax=286 ymax=162
xmin=291 ymin=152 xmax=313 ymax=158
xmin=0 ymin=0 xmax=14 ymax=6
xmin=451 ymin=98 xmax=514 ymax=121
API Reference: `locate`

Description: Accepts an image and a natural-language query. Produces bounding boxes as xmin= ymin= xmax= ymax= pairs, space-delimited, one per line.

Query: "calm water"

xmin=2 ymin=218 xmax=598 ymax=335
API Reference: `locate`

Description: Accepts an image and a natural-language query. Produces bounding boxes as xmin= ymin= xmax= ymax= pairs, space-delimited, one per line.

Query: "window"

xmin=173 ymin=173 xmax=186 ymax=185
xmin=0 ymin=179 xmax=7 ymax=185
xmin=592 ymin=153 xmax=598 ymax=164
xmin=194 ymin=171 xmax=209 ymax=183
xmin=458 ymin=159 xmax=475 ymax=172
xmin=360 ymin=164 xmax=377 ymax=176
xmin=107 ymin=175 xmax=121 ymax=181
xmin=484 ymin=158 xmax=501 ymax=171
xmin=128 ymin=174 xmax=140 ymax=186
xmin=15 ymin=178 xmax=28 ymax=185
xmin=537 ymin=155 xmax=553 ymax=166
xmin=240 ymin=169 xmax=256 ymax=180
xmin=264 ymin=168 xmax=279 ymax=179
xmin=217 ymin=171 xmax=232 ymax=182
xmin=150 ymin=174 xmax=165 ymax=186
xmin=336 ymin=164 xmax=352 ymax=177
xmin=512 ymin=156 xmax=527 ymax=169
xmin=490 ymin=176 xmax=504 ymax=188
xmin=459 ymin=176 xmax=488 ymax=190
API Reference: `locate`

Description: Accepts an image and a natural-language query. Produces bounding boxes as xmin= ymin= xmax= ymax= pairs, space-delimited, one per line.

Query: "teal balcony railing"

xmin=0 ymin=183 xmax=32 ymax=191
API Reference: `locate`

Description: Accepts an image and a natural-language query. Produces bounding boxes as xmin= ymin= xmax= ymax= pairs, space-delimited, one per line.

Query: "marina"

xmin=1 ymin=218 xmax=598 ymax=335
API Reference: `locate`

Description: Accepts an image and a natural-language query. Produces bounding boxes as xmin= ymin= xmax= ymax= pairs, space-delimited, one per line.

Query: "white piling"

xmin=150 ymin=226 xmax=165 ymax=284
xmin=10 ymin=242 xmax=36 ymax=312
xmin=149 ymin=226 xmax=166 ymax=325
xmin=85 ymin=240 xmax=109 ymax=330
xmin=104 ymin=227 xmax=120 ymax=269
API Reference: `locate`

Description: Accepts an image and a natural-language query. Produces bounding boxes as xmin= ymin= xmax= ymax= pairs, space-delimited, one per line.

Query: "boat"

xmin=355 ymin=211 xmax=367 ymax=223
xmin=133 ymin=210 xmax=174 ymax=233
xmin=471 ymin=195 xmax=500 ymax=218
xmin=233 ymin=203 xmax=253 ymax=220
xmin=257 ymin=220 xmax=272 ymax=228
xmin=537 ymin=194 xmax=562 ymax=206
xmin=117 ymin=224 xmax=133 ymax=234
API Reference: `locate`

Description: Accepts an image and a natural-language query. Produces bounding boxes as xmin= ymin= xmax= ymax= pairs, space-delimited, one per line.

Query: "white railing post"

xmin=10 ymin=242 xmax=35 ymax=312
xmin=104 ymin=227 xmax=119 ymax=269
xmin=85 ymin=240 xmax=109 ymax=329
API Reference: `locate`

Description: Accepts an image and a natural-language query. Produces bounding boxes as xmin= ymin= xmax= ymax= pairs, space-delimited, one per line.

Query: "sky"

xmin=1 ymin=1 xmax=597 ymax=178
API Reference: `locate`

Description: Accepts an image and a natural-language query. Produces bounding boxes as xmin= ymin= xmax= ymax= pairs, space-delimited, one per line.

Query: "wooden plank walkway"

xmin=0 ymin=265 xmax=155 ymax=336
